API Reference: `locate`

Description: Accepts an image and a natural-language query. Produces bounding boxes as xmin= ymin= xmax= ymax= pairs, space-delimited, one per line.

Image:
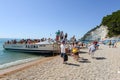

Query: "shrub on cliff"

xmin=102 ymin=10 xmax=120 ymax=37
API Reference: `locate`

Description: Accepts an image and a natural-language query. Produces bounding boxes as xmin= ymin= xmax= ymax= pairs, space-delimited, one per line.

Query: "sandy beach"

xmin=0 ymin=44 xmax=120 ymax=80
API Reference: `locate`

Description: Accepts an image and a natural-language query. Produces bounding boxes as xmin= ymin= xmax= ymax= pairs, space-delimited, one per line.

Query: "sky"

xmin=0 ymin=0 xmax=120 ymax=39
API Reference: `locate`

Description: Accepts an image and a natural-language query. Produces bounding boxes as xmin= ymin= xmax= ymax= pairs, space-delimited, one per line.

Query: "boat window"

xmin=35 ymin=45 xmax=38 ymax=48
xmin=26 ymin=45 xmax=38 ymax=48
xmin=39 ymin=45 xmax=46 ymax=47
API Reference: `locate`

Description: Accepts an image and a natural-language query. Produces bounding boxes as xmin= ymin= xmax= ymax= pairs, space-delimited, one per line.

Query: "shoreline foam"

xmin=0 ymin=57 xmax=42 ymax=69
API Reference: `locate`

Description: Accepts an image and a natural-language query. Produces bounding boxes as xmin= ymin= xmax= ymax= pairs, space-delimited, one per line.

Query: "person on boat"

xmin=55 ymin=30 xmax=60 ymax=41
xmin=60 ymin=31 xmax=64 ymax=41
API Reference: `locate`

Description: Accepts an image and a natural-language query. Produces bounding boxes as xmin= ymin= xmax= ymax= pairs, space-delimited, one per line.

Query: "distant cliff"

xmin=80 ymin=25 xmax=108 ymax=41
xmin=81 ymin=10 xmax=120 ymax=41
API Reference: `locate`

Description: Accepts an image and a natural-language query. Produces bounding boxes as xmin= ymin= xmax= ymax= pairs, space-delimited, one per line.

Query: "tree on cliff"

xmin=102 ymin=10 xmax=120 ymax=37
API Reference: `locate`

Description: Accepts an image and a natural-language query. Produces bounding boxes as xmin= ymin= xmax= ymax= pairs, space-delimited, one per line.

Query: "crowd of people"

xmin=60 ymin=40 xmax=100 ymax=64
xmin=108 ymin=40 xmax=117 ymax=48
xmin=55 ymin=30 xmax=68 ymax=43
xmin=60 ymin=37 xmax=120 ymax=64
xmin=60 ymin=41 xmax=80 ymax=64
xmin=5 ymin=38 xmax=54 ymax=44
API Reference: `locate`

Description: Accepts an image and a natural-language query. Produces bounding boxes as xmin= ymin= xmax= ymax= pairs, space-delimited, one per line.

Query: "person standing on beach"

xmin=60 ymin=41 xmax=68 ymax=64
xmin=111 ymin=40 xmax=116 ymax=48
xmin=109 ymin=40 xmax=112 ymax=48
xmin=60 ymin=31 xmax=64 ymax=41
xmin=114 ymin=41 xmax=117 ymax=48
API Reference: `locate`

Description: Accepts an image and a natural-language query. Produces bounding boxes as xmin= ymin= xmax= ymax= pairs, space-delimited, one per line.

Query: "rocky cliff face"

xmin=81 ymin=25 xmax=108 ymax=41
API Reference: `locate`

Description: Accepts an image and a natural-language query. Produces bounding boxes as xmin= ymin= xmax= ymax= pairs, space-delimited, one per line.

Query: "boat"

xmin=3 ymin=40 xmax=60 ymax=53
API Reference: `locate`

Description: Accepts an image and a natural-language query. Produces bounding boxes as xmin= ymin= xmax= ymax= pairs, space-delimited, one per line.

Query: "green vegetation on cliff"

xmin=80 ymin=10 xmax=120 ymax=40
xmin=102 ymin=10 xmax=120 ymax=37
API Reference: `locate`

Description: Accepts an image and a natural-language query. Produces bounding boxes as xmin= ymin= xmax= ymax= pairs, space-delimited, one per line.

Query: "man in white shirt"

xmin=60 ymin=41 xmax=68 ymax=64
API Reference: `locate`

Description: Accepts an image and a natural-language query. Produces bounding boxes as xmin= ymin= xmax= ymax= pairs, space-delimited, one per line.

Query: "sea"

xmin=0 ymin=38 xmax=46 ymax=69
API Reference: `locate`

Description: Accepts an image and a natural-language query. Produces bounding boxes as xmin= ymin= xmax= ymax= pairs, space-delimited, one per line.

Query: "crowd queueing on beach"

xmin=60 ymin=40 xmax=99 ymax=64
xmin=60 ymin=37 xmax=120 ymax=64
xmin=55 ymin=30 xmax=100 ymax=64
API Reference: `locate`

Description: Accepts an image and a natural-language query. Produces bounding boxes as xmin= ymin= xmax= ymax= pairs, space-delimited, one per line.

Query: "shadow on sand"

xmin=94 ymin=57 xmax=106 ymax=60
xmin=79 ymin=58 xmax=91 ymax=63
xmin=79 ymin=51 xmax=88 ymax=54
xmin=66 ymin=63 xmax=80 ymax=66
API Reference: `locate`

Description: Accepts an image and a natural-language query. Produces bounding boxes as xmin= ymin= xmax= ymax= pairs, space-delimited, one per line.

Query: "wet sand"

xmin=0 ymin=44 xmax=120 ymax=80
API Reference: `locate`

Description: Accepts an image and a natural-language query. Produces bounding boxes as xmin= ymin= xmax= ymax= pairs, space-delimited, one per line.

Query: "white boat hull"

xmin=3 ymin=43 xmax=60 ymax=53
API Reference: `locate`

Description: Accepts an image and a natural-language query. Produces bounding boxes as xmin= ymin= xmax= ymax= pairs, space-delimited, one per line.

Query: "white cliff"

xmin=83 ymin=25 xmax=108 ymax=41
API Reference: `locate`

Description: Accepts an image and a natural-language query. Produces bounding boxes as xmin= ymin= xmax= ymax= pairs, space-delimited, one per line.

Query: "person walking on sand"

xmin=72 ymin=42 xmax=80 ymax=61
xmin=60 ymin=41 xmax=68 ymax=64
xmin=88 ymin=43 xmax=96 ymax=58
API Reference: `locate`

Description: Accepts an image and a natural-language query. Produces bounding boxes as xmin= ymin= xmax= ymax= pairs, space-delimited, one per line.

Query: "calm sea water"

xmin=0 ymin=38 xmax=45 ymax=69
